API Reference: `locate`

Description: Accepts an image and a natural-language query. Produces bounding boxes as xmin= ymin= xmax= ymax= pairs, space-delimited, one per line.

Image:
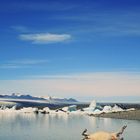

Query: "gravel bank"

xmin=90 ymin=110 xmax=140 ymax=120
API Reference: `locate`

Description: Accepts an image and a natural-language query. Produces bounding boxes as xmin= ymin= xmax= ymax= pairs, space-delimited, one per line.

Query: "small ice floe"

xmin=102 ymin=105 xmax=112 ymax=113
xmin=0 ymin=105 xmax=7 ymax=110
xmin=54 ymin=105 xmax=77 ymax=114
xmin=86 ymin=103 xmax=126 ymax=115
xmin=102 ymin=104 xmax=124 ymax=113
xmin=39 ymin=107 xmax=50 ymax=114
xmin=20 ymin=107 xmax=39 ymax=114
xmin=126 ymin=108 xmax=135 ymax=111
xmin=111 ymin=104 xmax=124 ymax=112
xmin=56 ymin=110 xmax=68 ymax=114
xmin=55 ymin=108 xmax=67 ymax=113
xmin=62 ymin=105 xmax=77 ymax=112
xmin=52 ymin=108 xmax=68 ymax=115
xmin=100 ymin=104 xmax=125 ymax=114
xmin=0 ymin=106 xmax=18 ymax=113
xmin=69 ymin=109 xmax=84 ymax=115
xmin=93 ymin=109 xmax=102 ymax=114
xmin=11 ymin=105 xmax=17 ymax=110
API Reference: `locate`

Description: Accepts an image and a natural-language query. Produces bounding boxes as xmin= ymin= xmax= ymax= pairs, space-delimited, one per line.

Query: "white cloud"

xmin=19 ymin=33 xmax=71 ymax=44
xmin=0 ymin=64 xmax=22 ymax=69
xmin=9 ymin=59 xmax=48 ymax=65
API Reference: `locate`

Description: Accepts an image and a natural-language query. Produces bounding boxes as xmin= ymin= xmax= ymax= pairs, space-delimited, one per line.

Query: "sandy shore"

xmin=90 ymin=109 xmax=140 ymax=120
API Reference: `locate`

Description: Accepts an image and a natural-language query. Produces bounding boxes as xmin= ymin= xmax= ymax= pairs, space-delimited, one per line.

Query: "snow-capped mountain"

xmin=49 ymin=97 xmax=77 ymax=103
xmin=0 ymin=93 xmax=46 ymax=101
xmin=0 ymin=93 xmax=78 ymax=103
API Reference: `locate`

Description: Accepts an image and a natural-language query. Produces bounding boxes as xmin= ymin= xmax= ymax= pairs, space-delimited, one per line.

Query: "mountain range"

xmin=0 ymin=93 xmax=78 ymax=103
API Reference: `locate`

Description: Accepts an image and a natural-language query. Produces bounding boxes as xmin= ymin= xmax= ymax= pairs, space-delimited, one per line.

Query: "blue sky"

xmin=0 ymin=0 xmax=140 ymax=101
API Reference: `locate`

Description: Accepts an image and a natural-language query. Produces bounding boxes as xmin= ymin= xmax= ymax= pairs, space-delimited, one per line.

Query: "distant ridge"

xmin=0 ymin=93 xmax=78 ymax=103
xmin=0 ymin=93 xmax=46 ymax=101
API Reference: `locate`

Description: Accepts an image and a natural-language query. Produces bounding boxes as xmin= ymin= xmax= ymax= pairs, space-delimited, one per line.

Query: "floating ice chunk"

xmin=33 ymin=108 xmax=39 ymax=114
xmin=112 ymin=104 xmax=124 ymax=112
xmin=0 ymin=107 xmax=18 ymax=113
xmin=69 ymin=109 xmax=84 ymax=115
xmin=40 ymin=107 xmax=50 ymax=114
xmin=0 ymin=105 xmax=7 ymax=110
xmin=126 ymin=108 xmax=135 ymax=111
xmin=11 ymin=105 xmax=17 ymax=110
xmin=102 ymin=104 xmax=124 ymax=113
xmin=93 ymin=109 xmax=102 ymax=114
xmin=43 ymin=107 xmax=50 ymax=112
xmin=62 ymin=105 xmax=77 ymax=112
xmin=102 ymin=105 xmax=112 ymax=113
xmin=20 ymin=107 xmax=39 ymax=113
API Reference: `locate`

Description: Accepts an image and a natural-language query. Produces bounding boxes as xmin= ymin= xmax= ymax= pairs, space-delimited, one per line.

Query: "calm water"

xmin=0 ymin=113 xmax=139 ymax=140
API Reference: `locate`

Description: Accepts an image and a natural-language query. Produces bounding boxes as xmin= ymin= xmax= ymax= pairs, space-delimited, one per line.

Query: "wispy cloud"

xmin=28 ymin=72 xmax=140 ymax=80
xmin=10 ymin=59 xmax=48 ymax=65
xmin=19 ymin=33 xmax=71 ymax=44
xmin=0 ymin=59 xmax=48 ymax=69
xmin=0 ymin=64 xmax=23 ymax=69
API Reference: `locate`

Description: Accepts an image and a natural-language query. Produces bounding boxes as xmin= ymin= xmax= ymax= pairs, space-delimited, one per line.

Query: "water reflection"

xmin=0 ymin=112 xmax=139 ymax=140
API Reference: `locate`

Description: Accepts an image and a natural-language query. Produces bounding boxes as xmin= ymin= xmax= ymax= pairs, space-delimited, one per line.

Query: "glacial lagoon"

xmin=0 ymin=113 xmax=139 ymax=140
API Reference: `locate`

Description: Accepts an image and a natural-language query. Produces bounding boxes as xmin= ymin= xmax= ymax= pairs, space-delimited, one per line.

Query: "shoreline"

xmin=90 ymin=109 xmax=140 ymax=120
xmin=0 ymin=107 xmax=140 ymax=121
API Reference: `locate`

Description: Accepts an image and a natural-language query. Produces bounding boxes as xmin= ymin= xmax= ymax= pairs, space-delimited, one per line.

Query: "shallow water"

xmin=0 ymin=113 xmax=139 ymax=140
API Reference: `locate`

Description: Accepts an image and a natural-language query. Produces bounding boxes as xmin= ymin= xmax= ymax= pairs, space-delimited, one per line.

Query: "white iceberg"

xmin=102 ymin=104 xmax=124 ymax=113
xmin=39 ymin=107 xmax=50 ymax=114
xmin=83 ymin=100 xmax=102 ymax=114
xmin=20 ymin=107 xmax=39 ymax=114
xmin=102 ymin=105 xmax=112 ymax=113
xmin=126 ymin=108 xmax=135 ymax=111
xmin=93 ymin=109 xmax=102 ymax=114
xmin=62 ymin=105 xmax=77 ymax=112
xmin=112 ymin=104 xmax=124 ymax=112
xmin=83 ymin=100 xmax=97 ymax=112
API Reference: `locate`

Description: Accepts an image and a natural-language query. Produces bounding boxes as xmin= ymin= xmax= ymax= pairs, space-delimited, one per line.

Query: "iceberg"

xmin=89 ymin=100 xmax=96 ymax=109
xmin=93 ymin=109 xmax=102 ymax=114
xmin=62 ymin=105 xmax=77 ymax=112
xmin=39 ymin=107 xmax=50 ymax=114
xmin=112 ymin=104 xmax=124 ymax=112
xmin=20 ymin=107 xmax=39 ymax=114
xmin=101 ymin=104 xmax=124 ymax=113
xmin=102 ymin=105 xmax=112 ymax=113
xmin=83 ymin=100 xmax=102 ymax=113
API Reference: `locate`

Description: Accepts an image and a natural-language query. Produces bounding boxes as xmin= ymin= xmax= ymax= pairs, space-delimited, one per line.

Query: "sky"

xmin=0 ymin=0 xmax=140 ymax=102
